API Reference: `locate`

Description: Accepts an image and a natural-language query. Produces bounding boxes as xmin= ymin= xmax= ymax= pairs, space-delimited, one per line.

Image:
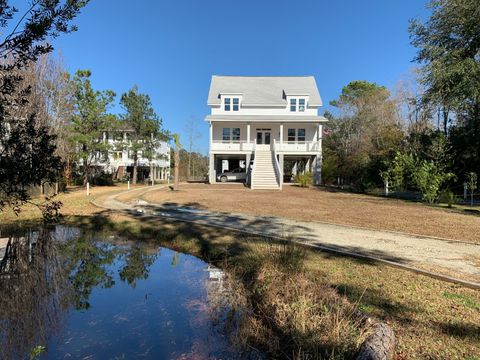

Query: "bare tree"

xmin=183 ymin=116 xmax=201 ymax=179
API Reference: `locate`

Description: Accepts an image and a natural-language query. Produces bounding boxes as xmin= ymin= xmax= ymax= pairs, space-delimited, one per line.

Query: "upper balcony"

xmin=210 ymin=139 xmax=321 ymax=154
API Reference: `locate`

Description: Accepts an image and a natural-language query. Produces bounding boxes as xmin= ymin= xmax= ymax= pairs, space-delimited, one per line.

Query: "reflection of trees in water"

xmin=119 ymin=246 xmax=157 ymax=288
xmin=0 ymin=228 xmax=158 ymax=359
xmin=61 ymin=232 xmax=117 ymax=310
xmin=0 ymin=229 xmax=72 ymax=360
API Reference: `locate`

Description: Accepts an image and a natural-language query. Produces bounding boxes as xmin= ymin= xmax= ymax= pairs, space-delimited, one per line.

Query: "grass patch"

xmin=443 ymin=291 xmax=480 ymax=311
xmin=2 ymin=187 xmax=480 ymax=359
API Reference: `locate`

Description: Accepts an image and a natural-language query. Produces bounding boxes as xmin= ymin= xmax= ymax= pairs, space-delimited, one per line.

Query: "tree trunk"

xmin=174 ymin=150 xmax=179 ymax=191
xmin=132 ymin=154 xmax=138 ymax=185
xmin=83 ymin=156 xmax=89 ymax=186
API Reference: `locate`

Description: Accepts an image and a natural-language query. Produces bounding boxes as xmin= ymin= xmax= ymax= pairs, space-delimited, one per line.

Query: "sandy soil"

xmin=141 ymin=183 xmax=480 ymax=244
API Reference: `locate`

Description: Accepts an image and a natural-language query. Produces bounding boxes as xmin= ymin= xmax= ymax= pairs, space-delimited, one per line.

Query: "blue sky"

xmin=52 ymin=0 xmax=429 ymax=154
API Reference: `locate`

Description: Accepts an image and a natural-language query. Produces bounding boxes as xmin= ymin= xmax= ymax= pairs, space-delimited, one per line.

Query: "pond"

xmin=0 ymin=226 xmax=261 ymax=360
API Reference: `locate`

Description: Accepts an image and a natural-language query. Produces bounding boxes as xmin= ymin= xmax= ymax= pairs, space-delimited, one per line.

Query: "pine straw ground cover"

xmin=1 ymin=187 xmax=480 ymax=359
xmin=142 ymin=184 xmax=480 ymax=243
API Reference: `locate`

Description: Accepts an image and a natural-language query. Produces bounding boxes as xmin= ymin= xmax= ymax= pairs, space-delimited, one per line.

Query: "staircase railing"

xmin=272 ymin=139 xmax=282 ymax=190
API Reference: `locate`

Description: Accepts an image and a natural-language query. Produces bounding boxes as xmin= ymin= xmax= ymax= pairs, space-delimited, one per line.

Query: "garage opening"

xmin=214 ymin=154 xmax=248 ymax=183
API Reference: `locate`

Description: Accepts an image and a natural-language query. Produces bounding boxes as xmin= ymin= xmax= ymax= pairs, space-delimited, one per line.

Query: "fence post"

xmin=128 ymin=180 xmax=130 ymax=190
xmin=86 ymin=182 xmax=90 ymax=196
xmin=55 ymin=182 xmax=59 ymax=195
xmin=464 ymin=183 xmax=467 ymax=201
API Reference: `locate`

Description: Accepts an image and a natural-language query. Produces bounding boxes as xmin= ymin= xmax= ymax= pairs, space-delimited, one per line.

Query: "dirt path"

xmin=98 ymin=185 xmax=480 ymax=287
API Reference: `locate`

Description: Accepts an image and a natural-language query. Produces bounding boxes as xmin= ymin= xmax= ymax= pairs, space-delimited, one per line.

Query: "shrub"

xmin=439 ymin=190 xmax=456 ymax=208
xmin=92 ymin=172 xmax=114 ymax=186
xmin=294 ymin=172 xmax=313 ymax=187
xmin=412 ymin=161 xmax=455 ymax=204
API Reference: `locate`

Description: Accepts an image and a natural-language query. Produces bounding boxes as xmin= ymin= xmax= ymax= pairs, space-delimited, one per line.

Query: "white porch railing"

xmin=274 ymin=140 xmax=321 ymax=153
xmin=211 ymin=140 xmax=255 ymax=152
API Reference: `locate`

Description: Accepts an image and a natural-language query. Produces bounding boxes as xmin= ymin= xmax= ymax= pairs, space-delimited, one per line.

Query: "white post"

xmin=279 ymin=123 xmax=283 ymax=151
xmin=464 ymin=183 xmax=467 ymax=200
xmin=209 ymin=121 xmax=213 ymax=149
xmin=247 ymin=123 xmax=250 ymax=144
xmin=86 ymin=182 xmax=90 ymax=196
xmin=385 ymin=179 xmax=389 ymax=196
xmin=128 ymin=180 xmax=130 ymax=190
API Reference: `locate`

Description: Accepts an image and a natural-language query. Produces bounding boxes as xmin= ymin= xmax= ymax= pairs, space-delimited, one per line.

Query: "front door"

xmin=256 ymin=131 xmax=271 ymax=145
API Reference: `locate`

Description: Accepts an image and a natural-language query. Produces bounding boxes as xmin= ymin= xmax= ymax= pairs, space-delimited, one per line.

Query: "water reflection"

xmin=0 ymin=227 xmax=261 ymax=359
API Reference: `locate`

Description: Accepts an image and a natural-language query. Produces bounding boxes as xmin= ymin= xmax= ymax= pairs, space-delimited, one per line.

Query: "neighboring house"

xmin=83 ymin=129 xmax=171 ymax=182
xmin=206 ymin=75 xmax=327 ymax=189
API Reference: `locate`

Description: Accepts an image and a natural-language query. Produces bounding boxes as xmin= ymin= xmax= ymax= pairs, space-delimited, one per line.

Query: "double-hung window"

xmin=299 ymin=99 xmax=305 ymax=112
xmin=287 ymin=128 xmax=296 ymax=142
xmin=290 ymin=99 xmax=297 ymax=112
xmin=222 ymin=128 xmax=231 ymax=141
xmin=298 ymin=128 xmax=306 ymax=142
xmin=224 ymin=97 xmax=239 ymax=111
xmin=290 ymin=98 xmax=306 ymax=112
xmin=232 ymin=128 xmax=240 ymax=141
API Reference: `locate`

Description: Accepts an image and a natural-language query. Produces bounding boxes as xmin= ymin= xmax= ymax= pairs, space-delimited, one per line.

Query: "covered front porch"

xmin=209 ymin=121 xmax=323 ymax=154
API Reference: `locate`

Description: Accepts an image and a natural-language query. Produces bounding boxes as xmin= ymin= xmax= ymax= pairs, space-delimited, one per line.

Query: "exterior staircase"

xmin=251 ymin=147 xmax=281 ymax=190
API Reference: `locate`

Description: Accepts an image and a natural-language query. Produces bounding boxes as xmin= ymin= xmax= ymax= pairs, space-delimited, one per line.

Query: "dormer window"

xmin=290 ymin=98 xmax=306 ymax=112
xmin=290 ymin=98 xmax=297 ymax=112
xmin=232 ymin=98 xmax=239 ymax=111
xmin=224 ymin=97 xmax=240 ymax=111
xmin=299 ymin=99 xmax=305 ymax=112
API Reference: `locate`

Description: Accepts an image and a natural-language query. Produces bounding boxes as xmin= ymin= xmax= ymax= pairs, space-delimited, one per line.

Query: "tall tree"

xmin=183 ymin=117 xmax=201 ymax=179
xmin=120 ymin=86 xmax=163 ymax=184
xmin=172 ymin=133 xmax=181 ymax=191
xmin=0 ymin=0 xmax=88 ymax=217
xmin=325 ymin=81 xmax=404 ymax=189
xmin=410 ymin=0 xmax=480 ymax=176
xmin=70 ymin=70 xmax=116 ymax=185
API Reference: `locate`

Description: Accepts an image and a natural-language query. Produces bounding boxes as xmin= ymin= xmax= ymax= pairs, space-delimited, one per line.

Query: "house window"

xmin=222 ymin=128 xmax=231 ymax=141
xmin=287 ymin=128 xmax=296 ymax=142
xmin=298 ymin=128 xmax=306 ymax=142
xmin=290 ymin=98 xmax=297 ymax=112
xmin=299 ymin=99 xmax=305 ymax=112
xmin=224 ymin=97 xmax=239 ymax=111
xmin=233 ymin=98 xmax=239 ymax=111
xmin=232 ymin=128 xmax=240 ymax=141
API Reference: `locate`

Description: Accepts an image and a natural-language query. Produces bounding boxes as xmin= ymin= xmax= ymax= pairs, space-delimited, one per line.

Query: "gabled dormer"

xmin=207 ymin=76 xmax=322 ymax=116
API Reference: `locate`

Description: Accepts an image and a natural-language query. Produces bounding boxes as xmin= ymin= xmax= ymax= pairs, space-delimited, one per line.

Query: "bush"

xmin=439 ymin=190 xmax=456 ymax=208
xmin=92 ymin=172 xmax=114 ymax=186
xmin=294 ymin=172 xmax=313 ymax=187
xmin=412 ymin=161 xmax=455 ymax=204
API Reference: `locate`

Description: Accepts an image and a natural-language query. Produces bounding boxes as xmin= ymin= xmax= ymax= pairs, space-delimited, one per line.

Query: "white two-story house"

xmin=206 ymin=75 xmax=327 ymax=189
xmin=84 ymin=129 xmax=171 ymax=182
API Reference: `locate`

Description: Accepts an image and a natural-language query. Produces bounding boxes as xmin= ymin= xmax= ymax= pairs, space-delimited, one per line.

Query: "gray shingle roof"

xmin=207 ymin=76 xmax=322 ymax=107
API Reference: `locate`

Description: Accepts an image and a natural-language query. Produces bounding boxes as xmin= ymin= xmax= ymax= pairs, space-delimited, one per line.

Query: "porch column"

xmin=292 ymin=161 xmax=298 ymax=176
xmin=246 ymin=153 xmax=251 ymax=186
xmin=247 ymin=123 xmax=250 ymax=144
xmin=313 ymin=154 xmax=322 ymax=186
xmin=279 ymin=123 xmax=283 ymax=147
xmin=209 ymin=122 xmax=213 ymax=148
xmin=209 ymin=153 xmax=215 ymax=184
xmin=279 ymin=153 xmax=284 ymax=187
xmin=317 ymin=123 xmax=322 ymax=141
